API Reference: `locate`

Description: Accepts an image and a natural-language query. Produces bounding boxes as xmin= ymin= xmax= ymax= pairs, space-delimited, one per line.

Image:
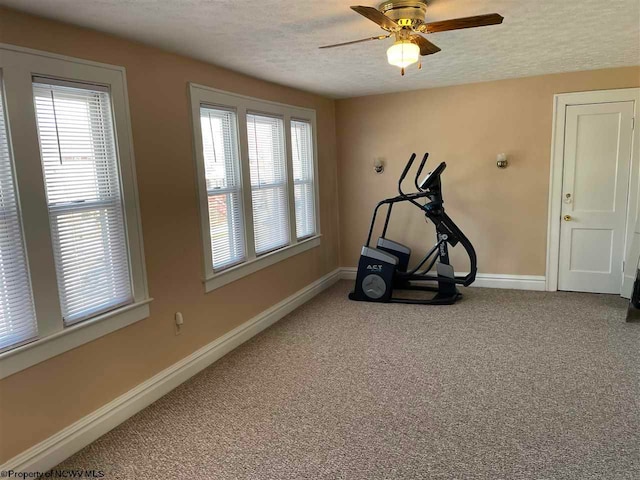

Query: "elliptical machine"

xmin=349 ymin=152 xmax=477 ymax=305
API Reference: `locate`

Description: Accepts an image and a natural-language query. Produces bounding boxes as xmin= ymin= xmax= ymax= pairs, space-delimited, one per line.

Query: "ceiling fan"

xmin=320 ymin=1 xmax=503 ymax=75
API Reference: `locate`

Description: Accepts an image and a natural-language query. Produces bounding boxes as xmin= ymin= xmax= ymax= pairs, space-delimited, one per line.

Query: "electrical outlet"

xmin=175 ymin=312 xmax=184 ymax=335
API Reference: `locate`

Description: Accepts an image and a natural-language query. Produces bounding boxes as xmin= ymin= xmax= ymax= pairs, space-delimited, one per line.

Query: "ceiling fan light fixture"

xmin=321 ymin=5 xmax=504 ymax=77
xmin=386 ymin=40 xmax=420 ymax=69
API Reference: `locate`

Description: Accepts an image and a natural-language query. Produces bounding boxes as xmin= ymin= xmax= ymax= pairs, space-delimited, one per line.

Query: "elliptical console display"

xmin=349 ymin=152 xmax=477 ymax=305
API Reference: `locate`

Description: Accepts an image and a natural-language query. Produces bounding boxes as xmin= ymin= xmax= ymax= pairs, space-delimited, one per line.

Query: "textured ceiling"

xmin=1 ymin=0 xmax=639 ymax=98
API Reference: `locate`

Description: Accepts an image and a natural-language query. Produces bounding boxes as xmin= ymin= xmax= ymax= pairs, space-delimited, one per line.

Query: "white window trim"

xmin=291 ymin=118 xmax=317 ymax=240
xmin=189 ymin=83 xmax=321 ymax=293
xmin=205 ymin=235 xmax=321 ymax=291
xmin=0 ymin=44 xmax=150 ymax=380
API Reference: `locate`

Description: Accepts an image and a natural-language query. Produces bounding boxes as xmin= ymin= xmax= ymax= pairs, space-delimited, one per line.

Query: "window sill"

xmin=0 ymin=299 xmax=152 ymax=380
xmin=204 ymin=234 xmax=321 ymax=293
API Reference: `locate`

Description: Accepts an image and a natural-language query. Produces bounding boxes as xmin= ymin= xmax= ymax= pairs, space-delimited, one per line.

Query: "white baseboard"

xmin=3 ymin=268 xmax=341 ymax=475
xmin=339 ymin=268 xmax=546 ymax=291
xmin=468 ymin=273 xmax=546 ymax=291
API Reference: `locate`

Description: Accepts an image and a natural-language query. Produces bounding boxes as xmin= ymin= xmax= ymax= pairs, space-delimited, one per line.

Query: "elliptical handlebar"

xmin=414 ymin=152 xmax=429 ymax=192
xmin=398 ymin=153 xmax=417 ymax=196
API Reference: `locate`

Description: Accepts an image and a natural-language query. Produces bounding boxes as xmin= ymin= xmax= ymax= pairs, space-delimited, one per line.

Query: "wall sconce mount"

xmin=374 ymin=158 xmax=385 ymax=174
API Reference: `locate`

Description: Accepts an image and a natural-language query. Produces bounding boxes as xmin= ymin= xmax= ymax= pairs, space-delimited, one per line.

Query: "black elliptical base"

xmin=349 ymin=288 xmax=462 ymax=305
xmin=389 ymin=290 xmax=462 ymax=305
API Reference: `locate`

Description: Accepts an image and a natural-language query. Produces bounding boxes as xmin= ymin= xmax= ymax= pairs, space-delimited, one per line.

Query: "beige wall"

xmin=336 ymin=67 xmax=640 ymax=275
xmin=0 ymin=8 xmax=339 ymax=462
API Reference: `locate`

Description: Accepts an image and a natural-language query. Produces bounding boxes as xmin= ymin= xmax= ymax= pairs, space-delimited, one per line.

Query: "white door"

xmin=558 ymin=101 xmax=635 ymax=294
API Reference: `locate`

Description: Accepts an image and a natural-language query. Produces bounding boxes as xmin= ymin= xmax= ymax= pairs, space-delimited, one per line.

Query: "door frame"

xmin=545 ymin=88 xmax=640 ymax=293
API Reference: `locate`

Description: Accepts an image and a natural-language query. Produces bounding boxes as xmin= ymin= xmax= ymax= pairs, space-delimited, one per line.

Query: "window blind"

xmin=33 ymin=81 xmax=132 ymax=325
xmin=291 ymin=120 xmax=316 ymax=239
xmin=0 ymin=82 xmax=38 ymax=351
xmin=200 ymin=106 xmax=245 ymax=270
xmin=247 ymin=113 xmax=290 ymax=255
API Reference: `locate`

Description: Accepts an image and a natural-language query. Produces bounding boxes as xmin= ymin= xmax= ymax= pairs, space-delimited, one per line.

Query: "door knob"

xmin=563 ymin=215 xmax=572 ymax=221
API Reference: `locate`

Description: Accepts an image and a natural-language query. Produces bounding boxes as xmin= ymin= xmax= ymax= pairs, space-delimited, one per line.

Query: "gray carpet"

xmin=56 ymin=281 xmax=640 ymax=479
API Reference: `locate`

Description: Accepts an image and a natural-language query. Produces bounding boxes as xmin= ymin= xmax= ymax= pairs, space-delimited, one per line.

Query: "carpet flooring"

xmin=56 ymin=281 xmax=640 ymax=479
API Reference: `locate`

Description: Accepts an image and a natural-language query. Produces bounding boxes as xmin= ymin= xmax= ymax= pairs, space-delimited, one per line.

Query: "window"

xmin=247 ymin=114 xmax=289 ymax=254
xmin=190 ymin=84 xmax=320 ymax=292
xmin=291 ymin=120 xmax=316 ymax=239
xmin=0 ymin=45 xmax=149 ymax=379
xmin=200 ymin=107 xmax=245 ymax=270
xmin=0 ymin=79 xmax=38 ymax=352
xmin=33 ymin=80 xmax=133 ymax=325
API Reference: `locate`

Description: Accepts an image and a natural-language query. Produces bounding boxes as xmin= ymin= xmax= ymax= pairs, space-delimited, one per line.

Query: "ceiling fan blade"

xmin=422 ymin=13 xmax=503 ymax=34
xmin=319 ymin=34 xmax=390 ymax=49
xmin=411 ymin=34 xmax=441 ymax=56
xmin=350 ymin=5 xmax=399 ymax=31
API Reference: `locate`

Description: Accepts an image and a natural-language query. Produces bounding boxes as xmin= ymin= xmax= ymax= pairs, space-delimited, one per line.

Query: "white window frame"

xmin=291 ymin=118 xmax=317 ymax=240
xmin=189 ymin=83 xmax=321 ymax=292
xmin=247 ymin=112 xmax=291 ymax=255
xmin=200 ymin=106 xmax=246 ymax=271
xmin=0 ymin=44 xmax=150 ymax=379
